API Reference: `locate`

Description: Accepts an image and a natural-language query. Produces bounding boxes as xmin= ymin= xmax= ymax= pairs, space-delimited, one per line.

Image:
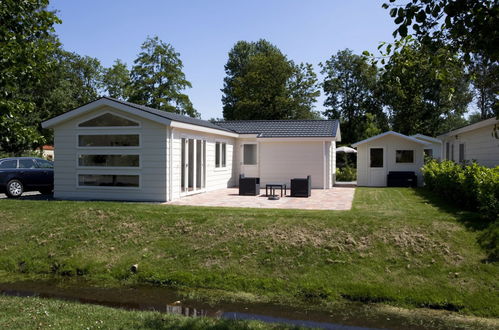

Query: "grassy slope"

xmin=0 ymin=295 xmax=290 ymax=330
xmin=0 ymin=188 xmax=497 ymax=317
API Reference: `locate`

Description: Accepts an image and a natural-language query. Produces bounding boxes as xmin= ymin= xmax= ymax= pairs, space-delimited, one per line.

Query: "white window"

xmin=78 ymin=174 xmax=139 ymax=187
xmin=458 ymin=143 xmax=465 ymax=163
xmin=78 ymin=134 xmax=140 ymax=147
xmin=243 ymin=144 xmax=257 ymax=165
xmin=78 ymin=113 xmax=139 ymax=127
xmin=78 ymin=154 xmax=140 ymax=167
xmin=395 ymin=150 xmax=414 ymax=163
xmin=215 ymin=142 xmax=226 ymax=168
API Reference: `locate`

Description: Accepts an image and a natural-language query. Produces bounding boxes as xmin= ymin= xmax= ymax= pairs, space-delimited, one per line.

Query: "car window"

xmin=36 ymin=159 xmax=54 ymax=169
xmin=18 ymin=159 xmax=36 ymax=169
xmin=0 ymin=160 xmax=17 ymax=169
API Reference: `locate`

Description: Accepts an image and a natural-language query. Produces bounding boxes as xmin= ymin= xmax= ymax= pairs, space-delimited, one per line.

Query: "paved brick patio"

xmin=167 ymin=187 xmax=356 ymax=210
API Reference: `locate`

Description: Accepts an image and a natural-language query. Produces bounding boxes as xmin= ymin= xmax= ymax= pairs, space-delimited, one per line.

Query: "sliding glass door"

xmin=181 ymin=138 xmax=206 ymax=194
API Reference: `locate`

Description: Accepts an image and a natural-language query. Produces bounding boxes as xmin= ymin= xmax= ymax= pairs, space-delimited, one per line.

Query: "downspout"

xmin=323 ymin=141 xmax=326 ymax=190
xmin=168 ymin=127 xmax=174 ymax=201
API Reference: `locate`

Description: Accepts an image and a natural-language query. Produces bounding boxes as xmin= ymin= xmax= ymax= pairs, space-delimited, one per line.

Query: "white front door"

xmin=240 ymin=143 xmax=259 ymax=177
xmin=368 ymin=147 xmax=386 ymax=186
xmin=181 ymin=138 xmax=206 ymax=195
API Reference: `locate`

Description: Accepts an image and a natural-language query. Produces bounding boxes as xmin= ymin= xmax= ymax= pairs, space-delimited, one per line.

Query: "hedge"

xmin=421 ymin=160 xmax=499 ymax=221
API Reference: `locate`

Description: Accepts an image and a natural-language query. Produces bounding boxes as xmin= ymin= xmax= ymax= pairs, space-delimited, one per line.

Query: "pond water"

xmin=0 ymin=281 xmax=440 ymax=329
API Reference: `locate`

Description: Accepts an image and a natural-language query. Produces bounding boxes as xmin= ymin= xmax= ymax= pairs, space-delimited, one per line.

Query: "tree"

xmin=0 ymin=0 xmax=61 ymax=154
xmin=381 ymin=41 xmax=472 ymax=136
xmin=32 ymin=49 xmax=103 ymax=143
xmin=468 ymin=54 xmax=499 ymax=119
xmin=222 ymin=39 xmax=320 ymax=120
xmin=321 ymin=49 xmax=387 ymax=144
xmin=102 ymin=59 xmax=131 ymax=100
xmin=383 ymin=0 xmax=499 ymax=63
xmin=129 ymin=36 xmax=197 ymax=117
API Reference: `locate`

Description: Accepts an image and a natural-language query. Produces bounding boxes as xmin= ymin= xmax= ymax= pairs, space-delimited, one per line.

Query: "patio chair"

xmin=239 ymin=174 xmax=260 ymax=196
xmin=290 ymin=175 xmax=311 ymax=197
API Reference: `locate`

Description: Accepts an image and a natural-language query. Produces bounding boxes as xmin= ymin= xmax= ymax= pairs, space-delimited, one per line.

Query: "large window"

xmin=370 ymin=148 xmax=383 ymax=167
xmin=243 ymin=144 xmax=257 ymax=165
xmin=78 ymin=134 xmax=139 ymax=147
xmin=78 ymin=154 xmax=139 ymax=167
xmin=18 ymin=159 xmax=36 ymax=168
xmin=396 ymin=150 xmax=414 ymax=163
xmin=79 ymin=113 xmax=139 ymax=127
xmin=459 ymin=143 xmax=465 ymax=163
xmin=78 ymin=174 xmax=139 ymax=187
xmin=215 ymin=142 xmax=226 ymax=168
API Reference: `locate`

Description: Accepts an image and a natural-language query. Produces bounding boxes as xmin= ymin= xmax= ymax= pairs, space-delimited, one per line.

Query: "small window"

xmin=78 ymin=155 xmax=139 ymax=167
xmin=79 ymin=113 xmax=139 ymax=127
xmin=446 ymin=142 xmax=450 ymax=160
xmin=78 ymin=135 xmax=139 ymax=147
xmin=18 ymin=159 xmax=36 ymax=168
xmin=458 ymin=143 xmax=465 ymax=163
xmin=451 ymin=144 xmax=454 ymax=161
xmin=243 ymin=144 xmax=257 ymax=165
xmin=396 ymin=150 xmax=414 ymax=163
xmin=215 ymin=142 xmax=226 ymax=168
xmin=36 ymin=159 xmax=54 ymax=168
xmin=78 ymin=174 xmax=139 ymax=187
xmin=0 ymin=160 xmax=17 ymax=169
xmin=370 ymin=148 xmax=383 ymax=168
xmin=424 ymin=149 xmax=433 ymax=158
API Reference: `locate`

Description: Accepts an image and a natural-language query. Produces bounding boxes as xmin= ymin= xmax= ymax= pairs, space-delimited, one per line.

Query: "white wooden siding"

xmin=53 ymin=106 xmax=167 ymax=202
xmin=258 ymin=141 xmax=325 ymax=188
xmin=356 ymin=135 xmax=425 ymax=187
xmin=440 ymin=124 xmax=499 ymax=167
xmin=169 ymin=128 xmax=236 ymax=201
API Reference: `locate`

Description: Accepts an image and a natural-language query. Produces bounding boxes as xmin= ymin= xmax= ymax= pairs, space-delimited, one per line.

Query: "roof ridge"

xmin=215 ymin=119 xmax=336 ymax=122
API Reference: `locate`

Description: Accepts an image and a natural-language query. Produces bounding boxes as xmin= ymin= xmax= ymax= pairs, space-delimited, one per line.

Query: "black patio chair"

xmin=290 ymin=175 xmax=311 ymax=197
xmin=239 ymin=174 xmax=260 ymax=196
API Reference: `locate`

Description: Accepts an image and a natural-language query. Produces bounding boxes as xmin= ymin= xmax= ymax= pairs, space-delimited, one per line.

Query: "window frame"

xmin=76 ymin=171 xmax=141 ymax=190
xmin=76 ymin=133 xmax=142 ymax=150
xmin=242 ymin=143 xmax=258 ymax=165
xmin=369 ymin=148 xmax=384 ymax=168
xmin=395 ymin=150 xmax=415 ymax=164
xmin=215 ymin=141 xmax=227 ymax=169
xmin=76 ymin=111 xmax=141 ymax=130
xmin=76 ymin=152 xmax=141 ymax=169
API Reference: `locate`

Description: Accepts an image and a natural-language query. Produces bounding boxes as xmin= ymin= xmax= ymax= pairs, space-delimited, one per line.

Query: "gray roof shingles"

xmin=104 ymin=97 xmax=339 ymax=138
xmin=214 ymin=120 xmax=339 ymax=138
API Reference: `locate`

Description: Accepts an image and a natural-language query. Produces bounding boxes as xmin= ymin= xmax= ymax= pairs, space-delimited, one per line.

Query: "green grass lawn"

xmin=0 ymin=188 xmax=497 ymax=318
xmin=0 ymin=295 xmax=290 ymax=330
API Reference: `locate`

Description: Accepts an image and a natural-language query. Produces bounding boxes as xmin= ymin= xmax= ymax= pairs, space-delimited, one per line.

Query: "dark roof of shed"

xmin=214 ymin=120 xmax=339 ymax=138
xmin=102 ymin=97 xmax=234 ymax=132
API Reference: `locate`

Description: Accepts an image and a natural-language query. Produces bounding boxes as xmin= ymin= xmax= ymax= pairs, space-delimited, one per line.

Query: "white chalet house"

xmin=42 ymin=97 xmax=341 ymax=202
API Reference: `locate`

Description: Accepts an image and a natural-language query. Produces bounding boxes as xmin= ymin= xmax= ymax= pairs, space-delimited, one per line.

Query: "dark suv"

xmin=0 ymin=157 xmax=54 ymax=198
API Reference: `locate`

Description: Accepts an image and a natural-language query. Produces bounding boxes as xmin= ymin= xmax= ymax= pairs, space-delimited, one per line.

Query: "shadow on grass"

xmin=414 ymin=188 xmax=498 ymax=262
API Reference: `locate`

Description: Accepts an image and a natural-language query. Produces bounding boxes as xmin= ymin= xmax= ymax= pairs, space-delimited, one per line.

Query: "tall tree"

xmin=0 ymin=0 xmax=61 ymax=154
xmin=102 ymin=59 xmax=131 ymax=100
xmin=468 ymin=54 xmax=499 ymax=119
xmin=381 ymin=41 xmax=472 ymax=136
xmin=222 ymin=39 xmax=320 ymax=120
xmin=321 ymin=49 xmax=387 ymax=144
xmin=383 ymin=0 xmax=499 ymax=63
xmin=129 ymin=36 xmax=197 ymax=117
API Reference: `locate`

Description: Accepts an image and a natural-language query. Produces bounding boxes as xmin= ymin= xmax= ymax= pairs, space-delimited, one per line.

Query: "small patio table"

xmin=265 ymin=183 xmax=287 ymax=197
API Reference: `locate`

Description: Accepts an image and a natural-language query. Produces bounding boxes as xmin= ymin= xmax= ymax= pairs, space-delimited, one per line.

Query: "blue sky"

xmin=50 ymin=0 xmax=395 ymax=120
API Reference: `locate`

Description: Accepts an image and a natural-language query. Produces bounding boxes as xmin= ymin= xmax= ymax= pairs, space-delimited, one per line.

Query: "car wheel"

xmin=6 ymin=180 xmax=24 ymax=198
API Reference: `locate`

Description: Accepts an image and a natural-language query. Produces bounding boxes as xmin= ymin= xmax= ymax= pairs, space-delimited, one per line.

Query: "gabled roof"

xmin=437 ymin=117 xmax=498 ymax=138
xmin=351 ymin=131 xmax=429 ymax=148
xmin=42 ymin=97 xmax=340 ymax=139
xmin=411 ymin=134 xmax=442 ymax=144
xmin=42 ymin=97 xmax=234 ymax=134
xmin=214 ymin=120 xmax=340 ymax=138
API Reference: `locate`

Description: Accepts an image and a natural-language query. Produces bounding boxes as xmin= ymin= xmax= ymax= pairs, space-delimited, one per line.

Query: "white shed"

xmin=352 ymin=131 xmax=428 ymax=187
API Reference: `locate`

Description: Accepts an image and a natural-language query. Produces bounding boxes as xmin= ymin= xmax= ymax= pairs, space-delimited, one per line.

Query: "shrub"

xmin=421 ymin=159 xmax=499 ymax=221
xmin=336 ymin=167 xmax=357 ymax=182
